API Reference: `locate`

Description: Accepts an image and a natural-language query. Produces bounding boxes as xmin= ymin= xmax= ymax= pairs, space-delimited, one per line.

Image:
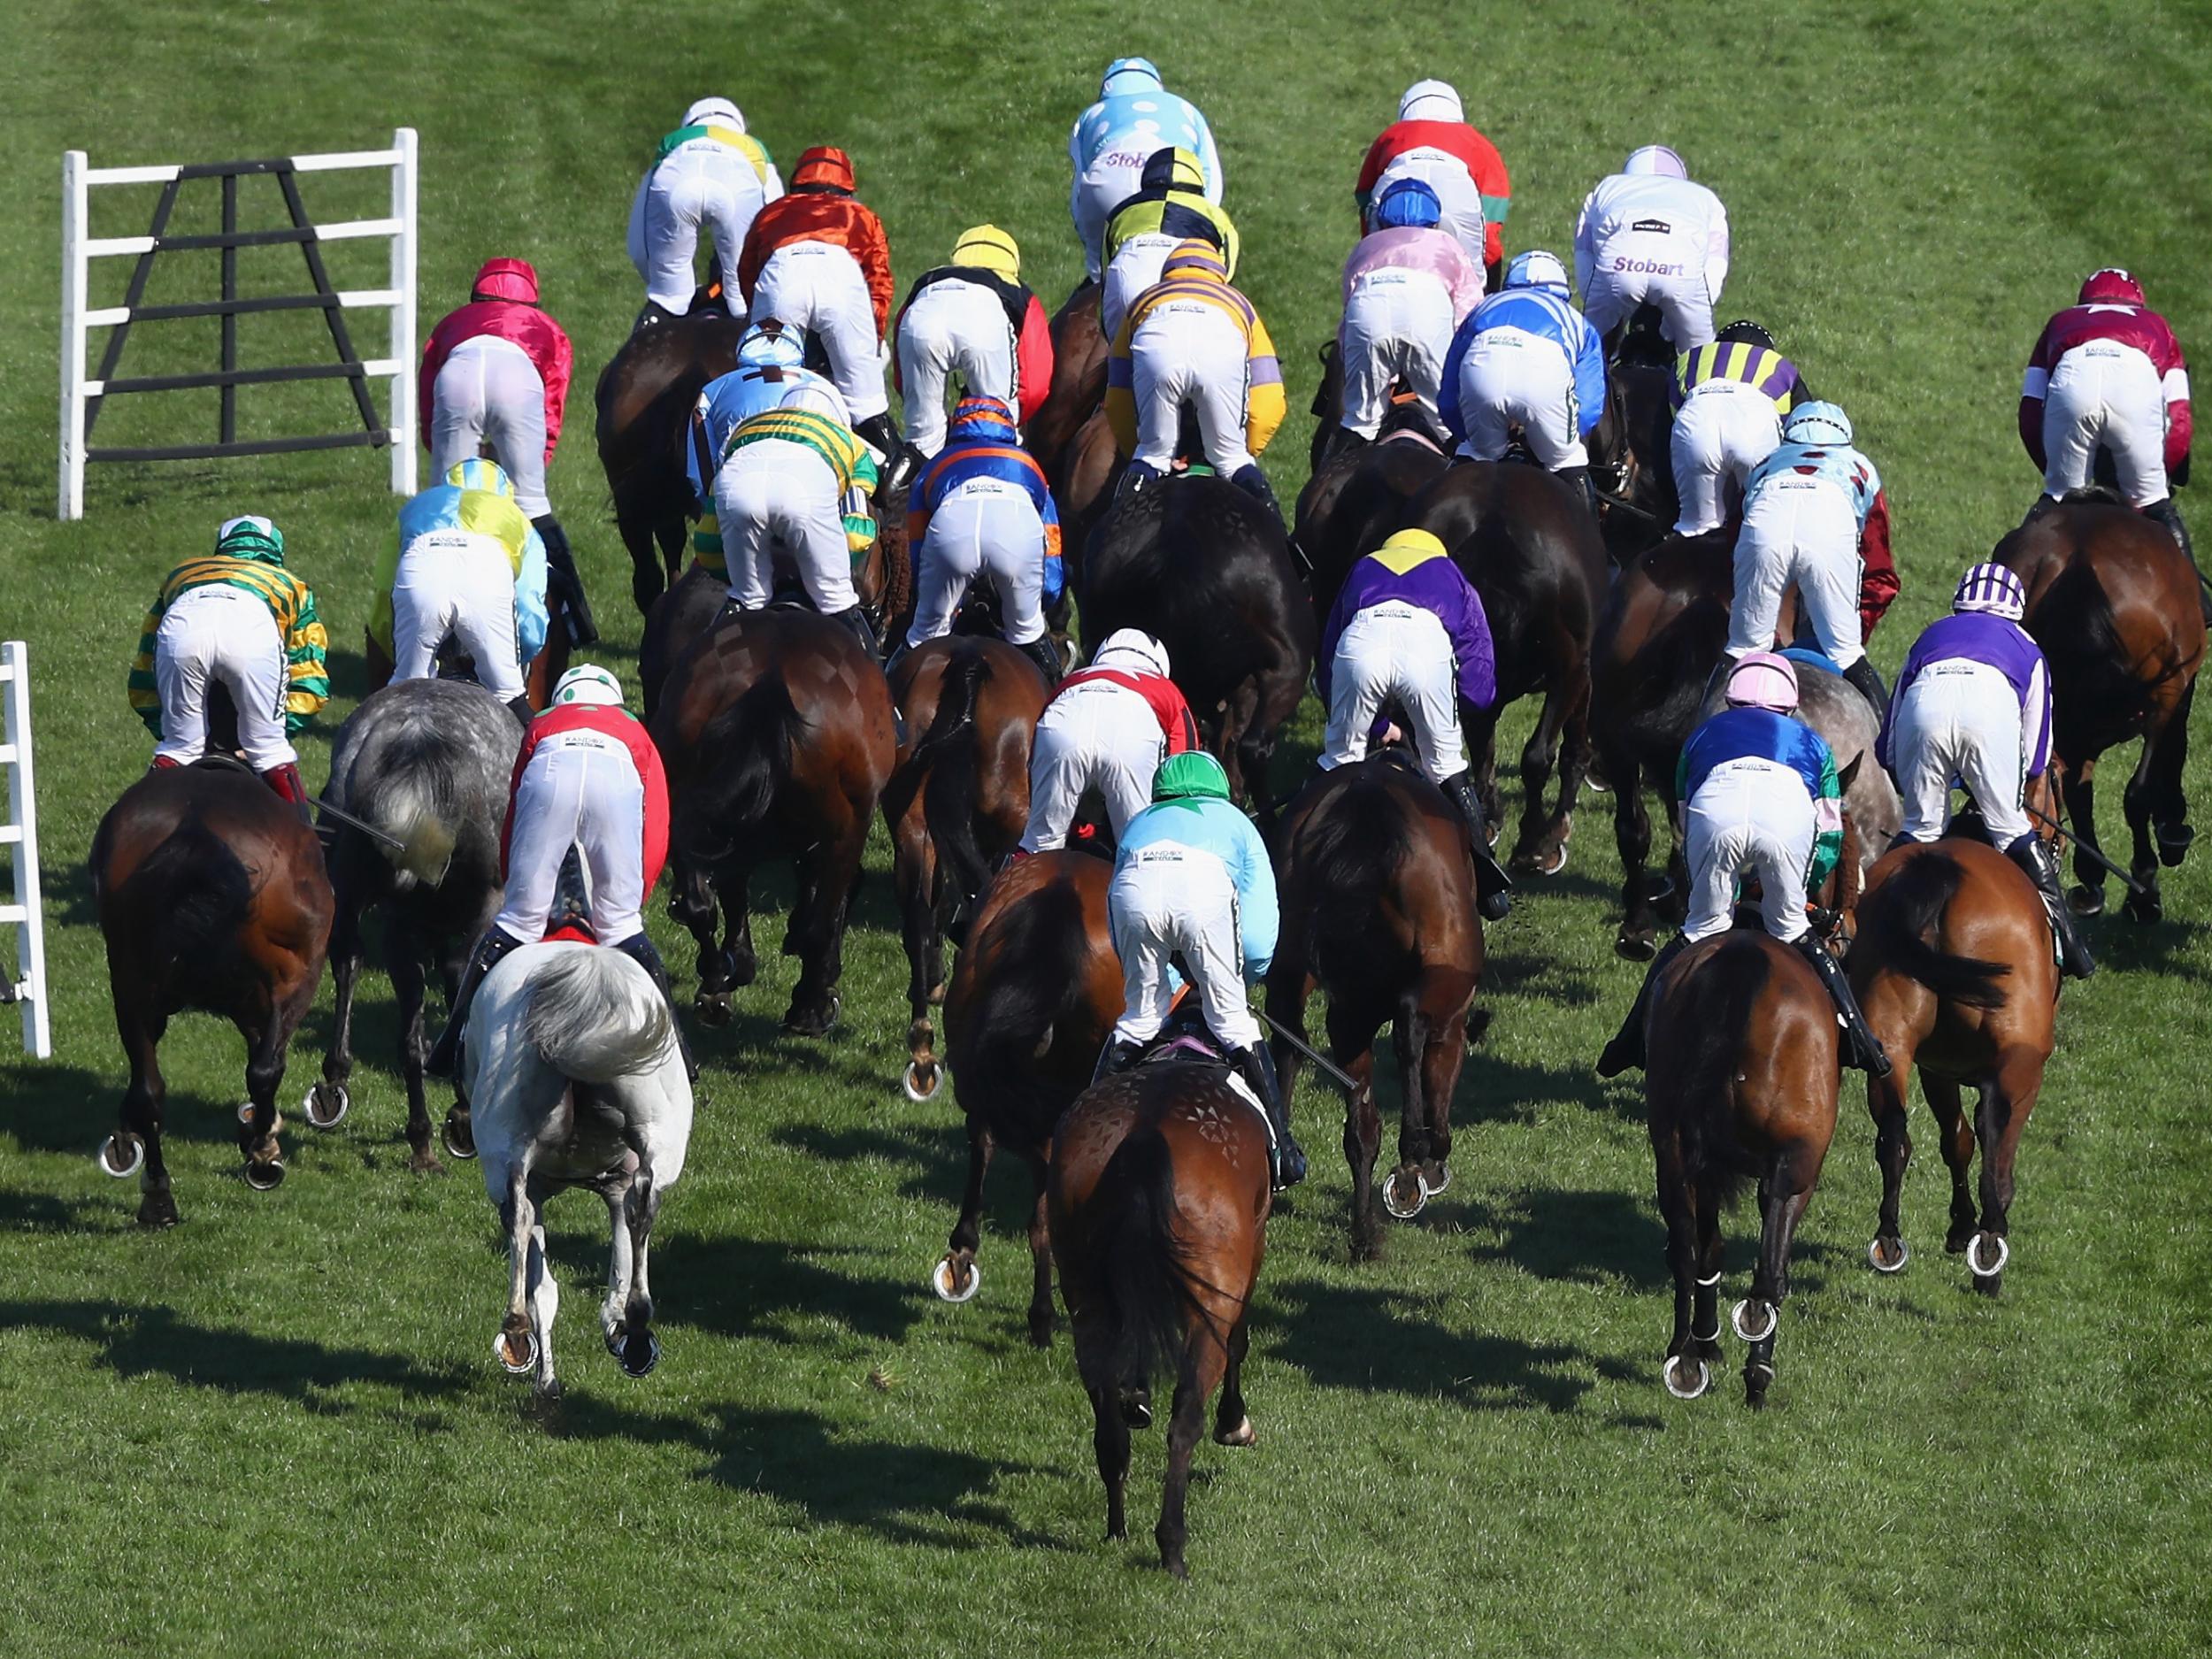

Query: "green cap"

xmin=1151 ymin=750 xmax=1231 ymax=803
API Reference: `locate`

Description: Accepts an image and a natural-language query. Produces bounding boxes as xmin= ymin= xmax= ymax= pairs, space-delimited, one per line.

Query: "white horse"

xmin=465 ymin=941 xmax=694 ymax=1398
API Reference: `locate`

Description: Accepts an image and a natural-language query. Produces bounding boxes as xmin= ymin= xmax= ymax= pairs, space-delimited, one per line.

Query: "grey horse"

xmin=1700 ymin=662 xmax=1901 ymax=863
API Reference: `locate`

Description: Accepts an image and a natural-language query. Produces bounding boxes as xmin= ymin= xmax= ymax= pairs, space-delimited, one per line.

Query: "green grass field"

xmin=4 ymin=3 xmax=2211 ymax=1654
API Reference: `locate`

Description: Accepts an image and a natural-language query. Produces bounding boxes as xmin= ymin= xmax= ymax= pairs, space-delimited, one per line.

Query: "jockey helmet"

xmin=1162 ymin=240 xmax=1228 ymax=281
xmin=1152 ymin=749 xmax=1231 ymax=803
xmin=1724 ymin=651 xmax=1800 ymax=714
xmin=1624 ymin=145 xmax=1687 ymax=179
xmin=552 ymin=664 xmax=624 ymax=708
xmin=738 ymin=319 xmax=807 ymax=369
xmin=1377 ymin=528 xmax=1450 ymax=566
xmin=952 ymin=224 xmax=1021 ymax=283
xmin=1140 ymin=146 xmax=1206 ymax=194
xmin=472 ymin=257 xmax=539 ymax=304
xmin=948 ymin=396 xmax=1017 ymax=444
xmin=1371 ymin=178 xmax=1442 ymax=232
xmin=791 ymin=148 xmax=856 ymax=195
xmin=683 ymin=97 xmax=745 ymax=134
xmin=215 ymin=516 xmax=285 ymax=563
xmin=1783 ymin=401 xmax=1854 ymax=446
xmin=447 ymin=457 xmax=516 ymax=498
xmin=1094 ymin=627 xmax=1171 ymax=679
xmin=1953 ymin=563 xmax=2028 ymax=622
xmin=1102 ymin=58 xmax=1164 ymax=96
xmin=1505 ymin=250 xmax=1571 ymax=296
xmin=1398 ymin=80 xmax=1464 ymax=123
xmin=2078 ymin=267 xmax=2147 ymax=306
xmin=1717 ymin=319 xmax=1777 ymax=350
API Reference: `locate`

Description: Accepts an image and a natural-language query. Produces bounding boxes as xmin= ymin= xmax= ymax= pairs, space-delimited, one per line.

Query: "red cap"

xmin=2078 ymin=267 xmax=2146 ymax=306
xmin=792 ymin=147 xmax=856 ymax=194
xmin=472 ymin=257 xmax=539 ymax=303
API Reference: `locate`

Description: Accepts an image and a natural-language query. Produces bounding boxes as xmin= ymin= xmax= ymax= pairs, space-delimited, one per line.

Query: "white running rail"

xmin=0 ymin=642 xmax=51 ymax=1058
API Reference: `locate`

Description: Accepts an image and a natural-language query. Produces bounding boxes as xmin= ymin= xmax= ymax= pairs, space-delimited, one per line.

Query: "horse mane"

xmin=520 ymin=949 xmax=673 ymax=1083
xmin=1851 ymin=850 xmax=2011 ymax=1010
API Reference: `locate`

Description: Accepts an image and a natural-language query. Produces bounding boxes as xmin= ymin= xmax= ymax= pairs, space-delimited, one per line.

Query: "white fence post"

xmin=0 ymin=642 xmax=51 ymax=1060
xmin=58 ymin=150 xmax=88 ymax=523
xmin=389 ymin=126 xmax=419 ymax=499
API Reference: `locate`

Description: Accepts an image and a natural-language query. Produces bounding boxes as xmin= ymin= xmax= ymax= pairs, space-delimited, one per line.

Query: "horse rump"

xmin=683 ymin=672 xmax=809 ymax=857
xmin=91 ymin=796 xmax=255 ymax=965
xmin=914 ymin=645 xmax=994 ymax=906
xmin=519 ymin=949 xmax=674 ymax=1084
xmin=1855 ymin=851 xmax=2011 ymax=1010
xmin=1649 ymin=938 xmax=1778 ymax=1209
xmin=1089 ymin=1114 xmax=1209 ymax=1389
xmin=1296 ymin=764 xmax=1417 ymax=939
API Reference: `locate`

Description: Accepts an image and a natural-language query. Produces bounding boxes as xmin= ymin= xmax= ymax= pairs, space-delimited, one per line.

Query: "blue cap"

xmin=1371 ymin=178 xmax=1442 ymax=231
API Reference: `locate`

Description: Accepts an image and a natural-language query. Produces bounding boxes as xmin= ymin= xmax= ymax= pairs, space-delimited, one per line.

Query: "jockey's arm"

xmin=1230 ymin=814 xmax=1279 ymax=983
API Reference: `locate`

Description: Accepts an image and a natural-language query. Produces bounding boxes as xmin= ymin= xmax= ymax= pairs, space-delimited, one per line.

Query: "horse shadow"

xmin=1453 ymin=1053 xmax=1617 ymax=1126
xmin=0 ymin=1188 xmax=109 ymax=1233
xmin=1451 ymin=1187 xmax=1672 ymax=1289
xmin=649 ymin=1232 xmax=932 ymax=1348
xmin=1479 ymin=945 xmax=1608 ymax=1007
xmin=2085 ymin=913 xmax=2212 ymax=984
xmin=769 ymin=1119 xmax=968 ymax=1203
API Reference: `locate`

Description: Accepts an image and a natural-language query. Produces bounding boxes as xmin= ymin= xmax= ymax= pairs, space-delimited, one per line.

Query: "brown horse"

xmin=1587 ymin=307 xmax=1681 ymax=565
xmin=1025 ymin=280 xmax=1118 ymax=582
xmin=89 ymin=763 xmax=334 ymax=1224
xmin=1997 ymin=495 xmax=2204 ymax=921
xmin=1049 ymin=1055 xmax=1271 ymax=1577
xmin=885 ymin=636 xmax=1049 ymax=1100
xmin=1850 ymin=837 xmax=2057 ymax=1295
xmin=652 ymin=608 xmax=896 ymax=1035
xmin=1646 ymin=927 xmax=1841 ymax=1408
xmin=1266 ymin=754 xmax=1483 ymax=1261
xmin=933 ymin=850 xmax=1123 ymax=1345
xmin=1289 ymin=424 xmax=1451 ymax=619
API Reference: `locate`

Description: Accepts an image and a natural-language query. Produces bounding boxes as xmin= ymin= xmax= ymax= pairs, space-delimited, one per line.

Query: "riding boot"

xmin=1596 ymin=930 xmax=1689 ymax=1077
xmin=1118 ymin=458 xmax=1165 ymax=501
xmin=1558 ymin=465 xmax=1601 ymax=522
xmin=2142 ymin=497 xmax=2212 ymax=626
xmin=881 ymin=442 xmax=926 ymax=500
xmin=258 ymin=762 xmax=315 ymax=826
xmin=1443 ymin=768 xmax=1515 ymax=921
xmin=1014 ymin=633 xmax=1064 ymax=686
xmin=1841 ymin=655 xmax=1888 ymax=718
xmin=149 ymin=754 xmax=184 ymax=772
xmin=1091 ymin=1034 xmax=1143 ymax=1086
xmin=853 ymin=412 xmax=902 ymax=465
xmin=426 ymin=925 xmax=526 ymax=1081
xmin=612 ymin=932 xmax=700 ymax=1082
xmin=829 ymin=604 xmax=881 ymax=659
xmin=1791 ymin=933 xmax=1893 ymax=1076
xmin=531 ymin=514 xmax=600 ymax=647
xmin=505 ymin=693 xmax=536 ymax=726
xmin=2007 ymin=834 xmax=2096 ymax=979
xmin=632 ymin=300 xmax=672 ymax=333
xmin=2020 ymin=491 xmax=2061 ymax=526
xmin=1228 ymin=1042 xmax=1306 ymax=1191
xmin=1229 ymin=464 xmax=1285 ymax=526
xmin=712 ymin=593 xmax=749 ymax=632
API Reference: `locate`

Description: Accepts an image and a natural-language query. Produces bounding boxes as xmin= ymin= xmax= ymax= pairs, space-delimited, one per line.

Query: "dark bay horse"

xmin=1399 ymin=460 xmax=1609 ymax=874
xmin=90 ymin=763 xmax=334 ymax=1224
xmin=1289 ymin=425 xmax=1450 ymax=619
xmin=886 ymin=637 xmax=1049 ymax=1100
xmin=652 ymin=608 xmax=896 ymax=1034
xmin=1646 ymin=928 xmax=1841 ymax=1408
xmin=1266 ymin=755 xmax=1483 ymax=1261
xmin=1049 ymin=1056 xmax=1271 ymax=1577
xmin=1025 ymin=280 xmax=1118 ymax=582
xmin=1998 ymin=495 xmax=2205 ymax=921
xmin=315 ymin=680 xmax=520 ymax=1171
xmin=1850 ymin=838 xmax=2056 ymax=1295
xmin=934 ymin=849 xmax=1124 ymax=1345
xmin=1587 ymin=308 xmax=1680 ymax=565
xmin=1080 ymin=476 xmax=1317 ymax=818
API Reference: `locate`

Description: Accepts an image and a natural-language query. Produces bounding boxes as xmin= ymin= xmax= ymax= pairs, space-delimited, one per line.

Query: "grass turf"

xmin=2 ymin=2 xmax=2210 ymax=1654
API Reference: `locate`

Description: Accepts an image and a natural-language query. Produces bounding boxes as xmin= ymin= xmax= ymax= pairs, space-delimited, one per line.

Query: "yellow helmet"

xmin=952 ymin=224 xmax=1020 ymax=282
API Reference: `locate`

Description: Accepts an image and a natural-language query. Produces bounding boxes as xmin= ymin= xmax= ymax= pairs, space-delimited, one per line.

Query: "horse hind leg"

xmin=1654 ymin=1133 xmax=1709 ymax=1399
xmin=933 ymin=1116 xmax=994 ymax=1309
xmin=1612 ymin=756 xmax=1661 ymax=959
xmin=613 ymin=1160 xmax=663 ymax=1376
xmin=1212 ymin=1315 xmax=1256 ymax=1447
xmin=111 ymin=999 xmax=177 ymax=1227
xmin=1156 ymin=1317 xmax=1231 ymax=1578
xmin=1965 ymin=1064 xmax=2038 ymax=1297
xmin=1329 ymin=1002 xmax=1385 ymax=1261
xmin=238 ymin=1004 xmax=290 ymax=1190
xmin=1867 ymin=1059 xmax=1916 ymax=1273
xmin=2148 ymin=677 xmax=2195 ymax=867
xmin=494 ymin=1159 xmax=545 ymax=1384
xmin=1924 ymin=1075 xmax=1980 ymax=1255
xmin=386 ymin=926 xmax=440 ymax=1171
xmin=2122 ymin=714 xmax=2175 ymax=922
xmin=2061 ymin=759 xmax=2108 ymax=915
xmin=313 ymin=902 xmax=365 ymax=1141
xmin=1740 ymin=1168 xmax=1813 ymax=1409
xmin=1025 ymin=1167 xmax=1055 ymax=1349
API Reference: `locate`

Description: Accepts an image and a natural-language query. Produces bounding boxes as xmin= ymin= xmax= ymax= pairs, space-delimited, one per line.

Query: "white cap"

xmin=1399 ymin=79 xmax=1463 ymax=122
xmin=218 ymin=514 xmax=276 ymax=541
xmin=1624 ymin=144 xmax=1687 ymax=179
xmin=684 ymin=97 xmax=744 ymax=133
xmin=1094 ymin=627 xmax=1171 ymax=679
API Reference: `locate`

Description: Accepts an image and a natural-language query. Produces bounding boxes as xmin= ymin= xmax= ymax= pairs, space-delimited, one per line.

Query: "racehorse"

xmin=1850 ymin=836 xmax=2057 ymax=1295
xmin=1646 ymin=927 xmax=1842 ymax=1409
xmin=1049 ymin=1052 xmax=1271 ymax=1577
xmin=1265 ymin=755 xmax=1483 ymax=1261
xmin=1398 ymin=460 xmax=1609 ymax=874
xmin=1289 ymin=420 xmax=1451 ymax=617
xmin=652 ymin=608 xmax=897 ymax=1035
xmin=90 ymin=762 xmax=334 ymax=1224
xmin=1997 ymin=494 xmax=2204 ymax=921
xmin=469 ymin=941 xmax=693 ymax=1399
xmin=593 ymin=308 xmax=747 ymax=615
xmin=1025 ymin=280 xmax=1118 ymax=582
xmin=1587 ymin=306 xmax=1680 ymax=565
xmin=312 ymin=680 xmax=520 ymax=1171
xmin=885 ymin=637 xmax=1049 ymax=1102
xmin=1080 ymin=476 xmax=1316 ymax=818
xmin=933 ymin=849 xmax=1123 ymax=1346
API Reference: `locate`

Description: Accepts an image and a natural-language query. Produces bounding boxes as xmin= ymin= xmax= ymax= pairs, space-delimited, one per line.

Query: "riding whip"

xmin=315 ymin=798 xmax=456 ymax=886
xmin=2025 ymin=804 xmax=2146 ymax=896
xmin=1251 ymin=1007 xmax=1363 ymax=1094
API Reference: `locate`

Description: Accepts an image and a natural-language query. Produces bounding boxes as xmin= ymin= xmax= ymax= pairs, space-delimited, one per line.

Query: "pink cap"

xmin=1724 ymin=650 xmax=1800 ymax=713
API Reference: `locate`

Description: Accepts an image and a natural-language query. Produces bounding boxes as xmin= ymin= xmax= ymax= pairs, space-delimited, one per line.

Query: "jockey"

xmin=128 ymin=516 xmax=328 ymax=819
xmin=1355 ymin=80 xmax=1511 ymax=286
xmin=1598 ymin=652 xmax=1891 ymax=1079
xmin=1330 ymin=179 xmax=1483 ymax=460
xmin=736 ymin=147 xmax=900 ymax=465
xmin=1100 ymin=146 xmax=1241 ymax=344
xmin=419 ymin=257 xmax=595 ymax=647
xmin=1879 ymin=564 xmax=2094 ymax=979
xmin=1440 ymin=250 xmax=1607 ymax=518
xmin=1105 ymin=241 xmax=1286 ymax=519
xmin=626 ymin=96 xmax=781 ymax=324
xmin=686 ymin=322 xmax=849 ymax=567
xmin=1573 ymin=146 xmax=1730 ymax=349
xmin=1731 ymin=401 xmax=1890 ymax=715
xmin=1099 ymin=750 xmax=1306 ymax=1191
xmin=898 ymin=396 xmax=1064 ymax=683
xmin=1670 ymin=319 xmax=1808 ymax=536
xmin=892 ymin=226 xmax=1055 ymax=467
xmin=712 ymin=384 xmax=883 ymax=652
xmin=370 ymin=458 xmax=549 ymax=720
xmin=1018 ymin=628 xmax=1200 ymax=853
xmin=1315 ymin=528 xmax=1513 ymax=919
xmin=429 ymin=664 xmax=691 ymax=1084
xmin=1071 ymin=58 xmax=1222 ymax=283
xmin=2021 ymin=268 xmax=2203 ymax=616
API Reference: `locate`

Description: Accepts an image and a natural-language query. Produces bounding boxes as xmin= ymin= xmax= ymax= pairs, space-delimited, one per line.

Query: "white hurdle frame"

xmin=58 ymin=127 xmax=419 ymax=520
xmin=0 ymin=643 xmax=50 ymax=1059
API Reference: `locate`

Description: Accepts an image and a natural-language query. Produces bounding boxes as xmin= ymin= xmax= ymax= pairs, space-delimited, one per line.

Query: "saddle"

xmin=1134 ymin=1002 xmax=1277 ymax=1150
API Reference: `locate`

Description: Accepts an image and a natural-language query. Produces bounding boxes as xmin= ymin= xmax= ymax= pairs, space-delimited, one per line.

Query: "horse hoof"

xmin=902 ymin=1060 xmax=943 ymax=1103
xmin=2069 ymin=884 xmax=2105 ymax=918
xmin=1965 ymin=1233 xmax=2009 ymax=1279
xmin=1867 ymin=1236 xmax=1909 ymax=1274
xmin=1663 ymin=1356 xmax=1709 ymax=1400
xmin=1119 ymin=1391 xmax=1152 ymax=1430
xmin=1215 ymin=1415 xmax=1256 ymax=1448
xmin=695 ymin=993 xmax=733 ymax=1029
xmin=782 ymin=995 xmax=840 ymax=1037
xmin=97 ymin=1132 xmax=144 ymax=1179
xmin=494 ymin=1329 xmax=537 ymax=1375
xmin=2156 ymin=822 xmax=2194 ymax=867
xmin=1616 ymin=931 xmax=1657 ymax=964
xmin=1423 ymin=1161 xmax=1451 ymax=1197
xmin=234 ymin=1102 xmax=281 ymax=1132
xmin=303 ymin=1080 xmax=349 ymax=1131
xmin=930 ymin=1254 xmax=980 ymax=1304
xmin=136 ymin=1190 xmax=180 ymax=1229
xmin=619 ymin=1330 xmax=660 ymax=1378
xmin=1731 ymin=1298 xmax=1778 ymax=1343
xmin=2124 ymin=887 xmax=2163 ymax=925
xmin=441 ymin=1108 xmax=477 ymax=1162
xmin=242 ymin=1156 xmax=286 ymax=1193
xmin=1380 ymin=1168 xmax=1429 ymax=1221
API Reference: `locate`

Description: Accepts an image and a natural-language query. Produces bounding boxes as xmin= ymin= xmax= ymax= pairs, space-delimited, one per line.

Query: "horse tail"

xmin=1093 ymin=1118 xmax=1204 ymax=1387
xmin=682 ymin=673 xmax=805 ymax=863
xmin=95 ymin=803 xmax=255 ymax=959
xmin=1299 ymin=772 xmax=1411 ymax=934
xmin=522 ymin=949 xmax=674 ymax=1083
xmin=917 ymin=648 xmax=992 ymax=905
xmin=1665 ymin=941 xmax=1778 ymax=1210
xmin=1855 ymin=850 xmax=2012 ymax=1010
